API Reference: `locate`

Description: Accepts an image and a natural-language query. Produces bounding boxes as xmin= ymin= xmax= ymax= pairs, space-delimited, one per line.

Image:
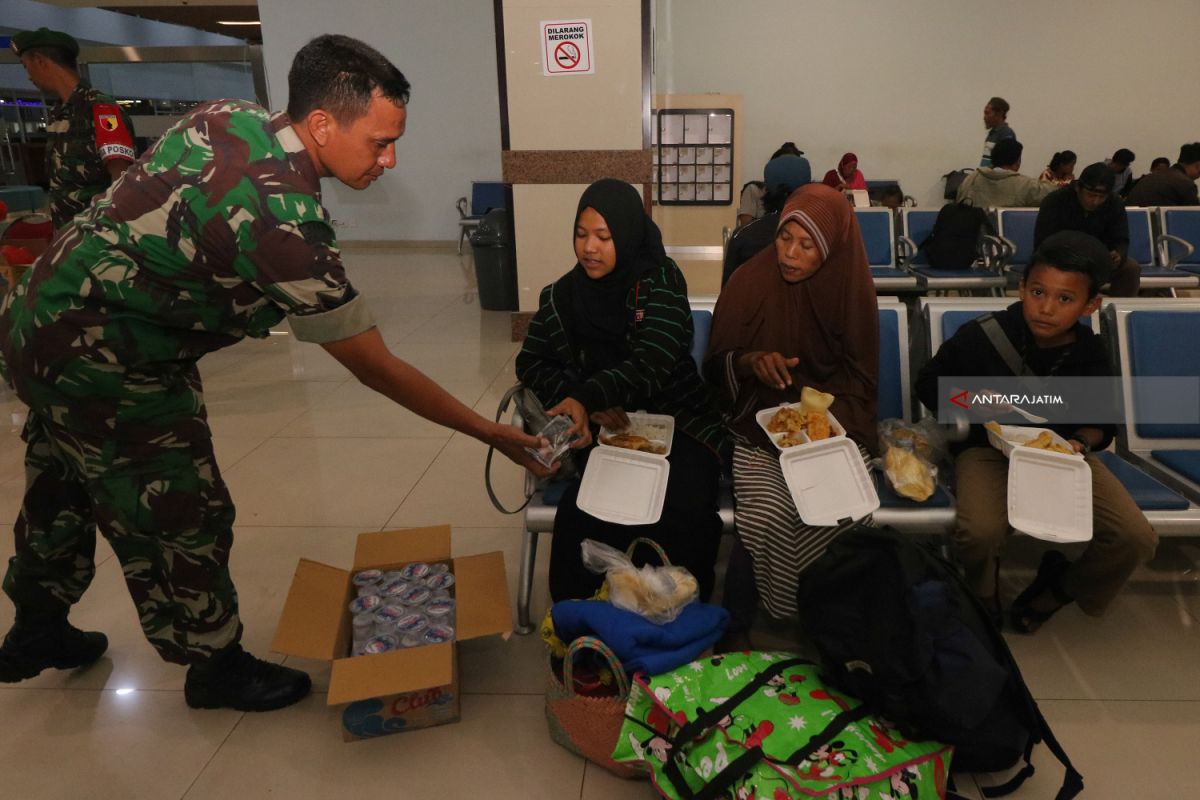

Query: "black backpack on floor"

xmin=795 ymin=525 xmax=1083 ymax=799
xmin=920 ymin=202 xmax=995 ymax=270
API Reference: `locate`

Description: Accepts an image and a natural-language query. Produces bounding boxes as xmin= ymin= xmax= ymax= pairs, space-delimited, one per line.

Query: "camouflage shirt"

xmin=45 ymin=80 xmax=136 ymax=228
xmin=1 ymin=100 xmax=374 ymax=434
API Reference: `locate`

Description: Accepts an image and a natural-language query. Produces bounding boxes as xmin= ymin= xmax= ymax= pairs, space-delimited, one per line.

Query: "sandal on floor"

xmin=1009 ymin=550 xmax=1074 ymax=634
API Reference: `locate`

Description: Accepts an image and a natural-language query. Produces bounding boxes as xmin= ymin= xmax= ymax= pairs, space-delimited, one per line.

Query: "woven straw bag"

xmin=545 ymin=635 xmax=646 ymax=779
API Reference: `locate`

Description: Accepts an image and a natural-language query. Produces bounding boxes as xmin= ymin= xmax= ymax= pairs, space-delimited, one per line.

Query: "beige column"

xmin=497 ymin=0 xmax=650 ymax=314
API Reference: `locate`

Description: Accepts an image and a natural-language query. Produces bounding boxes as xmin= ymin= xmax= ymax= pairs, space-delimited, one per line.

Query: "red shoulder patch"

xmin=93 ymin=103 xmax=135 ymax=162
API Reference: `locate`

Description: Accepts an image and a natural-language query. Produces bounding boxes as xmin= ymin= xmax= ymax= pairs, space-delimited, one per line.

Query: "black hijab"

xmin=567 ymin=179 xmax=667 ymax=370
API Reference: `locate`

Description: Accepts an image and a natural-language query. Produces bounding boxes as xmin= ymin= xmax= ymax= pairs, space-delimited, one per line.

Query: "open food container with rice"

xmin=756 ymin=387 xmax=879 ymax=526
xmin=576 ymin=412 xmax=674 ymax=525
xmin=985 ymin=422 xmax=1093 ymax=543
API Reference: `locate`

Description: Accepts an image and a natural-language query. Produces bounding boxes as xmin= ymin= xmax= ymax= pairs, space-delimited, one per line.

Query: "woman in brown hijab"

xmin=705 ymin=184 xmax=879 ymax=646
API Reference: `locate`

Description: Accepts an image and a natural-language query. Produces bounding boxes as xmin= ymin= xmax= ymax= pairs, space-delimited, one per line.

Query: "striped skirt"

xmin=732 ymin=440 xmax=874 ymax=619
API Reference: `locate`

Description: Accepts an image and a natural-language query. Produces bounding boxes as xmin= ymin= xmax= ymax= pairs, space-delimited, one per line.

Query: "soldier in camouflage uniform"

xmin=0 ymin=34 xmax=549 ymax=711
xmin=11 ymin=28 xmax=137 ymax=229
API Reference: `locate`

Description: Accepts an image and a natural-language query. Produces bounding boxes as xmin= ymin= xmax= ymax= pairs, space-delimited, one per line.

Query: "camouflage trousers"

xmin=3 ymin=410 xmax=242 ymax=665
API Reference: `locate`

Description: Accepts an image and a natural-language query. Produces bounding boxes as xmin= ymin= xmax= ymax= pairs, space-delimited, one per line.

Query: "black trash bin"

xmin=469 ymin=208 xmax=518 ymax=311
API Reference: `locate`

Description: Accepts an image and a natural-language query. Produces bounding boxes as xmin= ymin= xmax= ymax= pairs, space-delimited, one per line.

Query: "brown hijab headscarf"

xmin=705 ymin=184 xmax=880 ymax=454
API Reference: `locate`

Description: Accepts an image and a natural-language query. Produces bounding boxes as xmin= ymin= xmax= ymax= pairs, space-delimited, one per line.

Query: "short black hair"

xmin=287 ymin=34 xmax=410 ymax=123
xmin=987 ymin=96 xmax=1010 ymax=117
xmin=1028 ymin=231 xmax=1112 ymax=298
xmin=1151 ymin=157 xmax=1171 ymax=169
xmin=990 ymin=138 xmax=1023 ymax=168
xmin=24 ymin=45 xmax=77 ymax=72
xmin=1112 ymin=148 xmax=1135 ymax=165
xmin=1179 ymin=143 xmax=1200 ymax=166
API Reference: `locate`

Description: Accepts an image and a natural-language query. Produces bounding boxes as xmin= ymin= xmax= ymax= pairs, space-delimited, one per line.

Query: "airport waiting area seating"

xmin=854 ymin=208 xmax=919 ymax=293
xmin=896 ymin=208 xmax=1007 ymax=296
xmin=1125 ymin=207 xmax=1200 ymax=293
xmin=506 ymin=292 xmax=1200 ymax=633
xmin=734 ymin=203 xmax=1195 ymax=298
xmin=1157 ymin=207 xmax=1200 ymax=276
xmin=1104 ymin=299 xmax=1200 ymax=510
xmin=456 ymin=181 xmax=506 ymax=254
xmin=992 ymin=206 xmax=1199 ymax=294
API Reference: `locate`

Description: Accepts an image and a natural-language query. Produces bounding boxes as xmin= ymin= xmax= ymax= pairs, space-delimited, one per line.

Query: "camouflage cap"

xmin=11 ymin=28 xmax=80 ymax=58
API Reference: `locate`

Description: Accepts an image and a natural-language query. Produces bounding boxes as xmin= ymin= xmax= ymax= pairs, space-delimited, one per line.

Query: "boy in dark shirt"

xmin=917 ymin=231 xmax=1157 ymax=633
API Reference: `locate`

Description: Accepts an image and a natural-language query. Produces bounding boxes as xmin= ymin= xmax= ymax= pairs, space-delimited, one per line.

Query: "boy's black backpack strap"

xmin=978 ymin=313 xmax=1035 ymax=377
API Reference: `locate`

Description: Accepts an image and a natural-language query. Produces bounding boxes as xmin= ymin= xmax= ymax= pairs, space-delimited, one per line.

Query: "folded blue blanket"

xmin=551 ymin=600 xmax=729 ymax=675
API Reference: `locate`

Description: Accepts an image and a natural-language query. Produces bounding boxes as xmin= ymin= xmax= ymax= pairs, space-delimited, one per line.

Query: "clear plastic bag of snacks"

xmin=876 ymin=418 xmax=947 ymax=502
xmin=580 ymin=539 xmax=697 ymax=624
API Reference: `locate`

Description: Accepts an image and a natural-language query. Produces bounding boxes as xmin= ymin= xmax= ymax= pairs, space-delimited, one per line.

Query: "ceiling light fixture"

xmin=217 ymin=20 xmax=262 ymax=26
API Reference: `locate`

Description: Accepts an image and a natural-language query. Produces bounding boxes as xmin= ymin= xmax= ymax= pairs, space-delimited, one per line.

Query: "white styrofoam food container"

xmin=779 ymin=437 xmax=880 ymax=526
xmin=1007 ymin=447 xmax=1093 ymax=543
xmin=597 ymin=412 xmax=675 ymax=457
xmin=578 ymin=412 xmax=675 ymax=526
xmin=755 ymin=403 xmax=847 ymax=451
xmin=987 ymin=424 xmax=1080 ymax=459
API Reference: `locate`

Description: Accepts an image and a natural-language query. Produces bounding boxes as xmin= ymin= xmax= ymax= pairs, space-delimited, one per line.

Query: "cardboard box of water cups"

xmin=271 ymin=525 xmax=511 ymax=741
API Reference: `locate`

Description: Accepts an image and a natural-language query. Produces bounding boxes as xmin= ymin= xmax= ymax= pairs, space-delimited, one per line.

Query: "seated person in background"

xmin=737 ymin=141 xmax=807 ymax=227
xmin=821 ymin=152 xmax=867 ymax=192
xmin=705 ymin=185 xmax=879 ymax=648
xmin=915 ymin=231 xmax=1157 ymax=633
xmin=1106 ymin=148 xmax=1136 ymax=197
xmin=722 ymin=154 xmax=811 ymax=286
xmin=1035 ymin=162 xmax=1139 ymax=296
xmin=1124 ymin=143 xmax=1200 ymax=207
xmin=1039 ymin=150 xmax=1077 ymax=186
xmin=1125 ymin=156 xmax=1174 ymax=198
xmin=873 ymin=184 xmax=906 ymax=209
xmin=956 ymin=138 xmax=1055 ymax=208
xmin=516 ymin=178 xmax=727 ymax=603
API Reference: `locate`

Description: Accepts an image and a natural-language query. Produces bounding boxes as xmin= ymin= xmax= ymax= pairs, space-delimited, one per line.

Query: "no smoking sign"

xmin=542 ymin=19 xmax=593 ymax=76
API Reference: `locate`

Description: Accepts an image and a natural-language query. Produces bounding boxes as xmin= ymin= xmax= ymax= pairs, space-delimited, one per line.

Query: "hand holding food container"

xmin=755 ymin=387 xmax=879 ymax=526
xmin=575 ymin=411 xmax=675 ymax=525
xmin=985 ymin=422 xmax=1093 ymax=544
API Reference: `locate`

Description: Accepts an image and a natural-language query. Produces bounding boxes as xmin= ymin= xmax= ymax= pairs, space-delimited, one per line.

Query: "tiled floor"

xmin=0 ymin=246 xmax=1198 ymax=799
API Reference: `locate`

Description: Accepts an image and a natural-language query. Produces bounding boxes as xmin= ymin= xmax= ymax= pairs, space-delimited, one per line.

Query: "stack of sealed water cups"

xmin=348 ymin=562 xmax=457 ymax=656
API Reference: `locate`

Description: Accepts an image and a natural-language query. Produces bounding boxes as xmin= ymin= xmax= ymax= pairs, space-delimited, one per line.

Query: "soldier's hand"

xmin=485 ymin=422 xmax=556 ymax=477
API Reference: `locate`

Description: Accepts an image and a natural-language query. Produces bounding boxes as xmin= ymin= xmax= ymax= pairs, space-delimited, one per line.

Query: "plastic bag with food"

xmin=876 ymin=418 xmax=947 ymax=502
xmin=580 ymin=539 xmax=698 ymax=624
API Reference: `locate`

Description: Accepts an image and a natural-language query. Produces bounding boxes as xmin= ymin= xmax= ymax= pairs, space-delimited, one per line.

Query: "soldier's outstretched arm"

xmin=322 ymin=327 xmax=553 ymax=476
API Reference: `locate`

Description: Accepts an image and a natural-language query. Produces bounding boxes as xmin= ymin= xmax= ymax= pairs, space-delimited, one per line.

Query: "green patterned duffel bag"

xmin=612 ymin=652 xmax=953 ymax=799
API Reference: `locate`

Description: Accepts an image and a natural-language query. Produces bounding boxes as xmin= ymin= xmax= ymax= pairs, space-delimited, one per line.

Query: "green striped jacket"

xmin=515 ymin=259 xmax=727 ymax=455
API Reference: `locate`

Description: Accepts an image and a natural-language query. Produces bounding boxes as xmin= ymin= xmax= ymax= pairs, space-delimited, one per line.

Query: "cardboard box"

xmin=0 ymin=238 xmax=50 ymax=291
xmin=271 ymin=525 xmax=512 ymax=741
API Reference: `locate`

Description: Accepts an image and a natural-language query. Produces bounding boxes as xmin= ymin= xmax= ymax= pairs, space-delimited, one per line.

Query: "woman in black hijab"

xmin=516 ymin=178 xmax=727 ymax=601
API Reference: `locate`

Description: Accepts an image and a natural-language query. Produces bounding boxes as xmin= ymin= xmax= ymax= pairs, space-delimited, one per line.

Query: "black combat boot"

xmin=184 ymin=643 xmax=311 ymax=712
xmin=0 ymin=612 xmax=109 ymax=682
